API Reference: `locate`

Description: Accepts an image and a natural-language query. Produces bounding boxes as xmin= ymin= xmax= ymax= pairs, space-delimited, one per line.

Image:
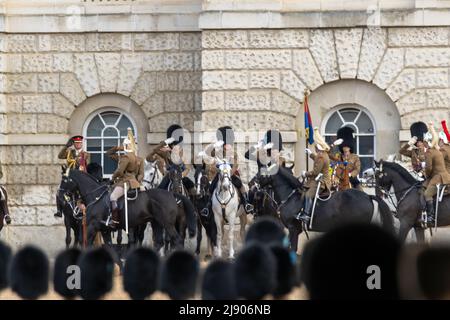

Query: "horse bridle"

xmin=215 ymin=164 xmax=235 ymax=206
xmin=143 ymin=162 xmax=160 ymax=187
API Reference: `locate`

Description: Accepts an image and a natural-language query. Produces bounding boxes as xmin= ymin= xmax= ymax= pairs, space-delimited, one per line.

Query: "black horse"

xmin=259 ymin=165 xmax=395 ymax=252
xmin=60 ymin=169 xmax=196 ymax=250
xmin=374 ymin=160 xmax=450 ymax=242
xmin=193 ymin=165 xmax=217 ymax=257
xmin=248 ymin=175 xmax=279 ymax=221
xmin=56 ymin=166 xmax=82 ymax=248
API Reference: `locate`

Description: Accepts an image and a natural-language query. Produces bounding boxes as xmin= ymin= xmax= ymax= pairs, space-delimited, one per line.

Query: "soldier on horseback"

xmin=0 ymin=161 xmax=11 ymax=224
xmin=328 ymin=127 xmax=363 ymax=191
xmin=399 ymin=122 xmax=428 ymax=175
xmin=146 ymin=125 xmax=195 ymax=195
xmin=297 ymin=128 xmax=332 ymax=223
xmin=200 ymin=126 xmax=254 ymax=215
xmin=107 ymin=128 xmax=141 ymax=229
xmin=55 ymin=135 xmax=90 ymax=218
xmin=423 ymin=122 xmax=450 ymax=227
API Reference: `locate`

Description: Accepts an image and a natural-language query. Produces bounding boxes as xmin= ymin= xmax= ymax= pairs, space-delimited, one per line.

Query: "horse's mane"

xmin=382 ymin=161 xmax=418 ymax=184
xmin=70 ymin=168 xmax=102 ymax=185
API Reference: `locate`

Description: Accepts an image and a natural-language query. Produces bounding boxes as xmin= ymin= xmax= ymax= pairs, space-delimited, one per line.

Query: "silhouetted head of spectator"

xmin=269 ymin=244 xmax=297 ymax=299
xmin=9 ymin=245 xmax=49 ymax=300
xmin=53 ymin=248 xmax=82 ymax=299
xmin=307 ymin=223 xmax=401 ymax=300
xmin=299 ymin=237 xmax=320 ymax=291
xmin=78 ymin=247 xmax=115 ymax=300
xmin=123 ymin=247 xmax=160 ymax=300
xmin=202 ymin=259 xmax=237 ymax=300
xmin=417 ymin=246 xmax=450 ymax=299
xmin=0 ymin=241 xmax=12 ymax=291
xmin=234 ymin=243 xmax=277 ymax=300
xmin=245 ymin=217 xmax=286 ymax=247
xmin=160 ymin=250 xmax=199 ymax=300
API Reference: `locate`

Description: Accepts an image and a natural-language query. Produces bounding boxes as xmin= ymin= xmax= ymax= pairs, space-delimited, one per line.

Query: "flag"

xmin=304 ymin=94 xmax=314 ymax=145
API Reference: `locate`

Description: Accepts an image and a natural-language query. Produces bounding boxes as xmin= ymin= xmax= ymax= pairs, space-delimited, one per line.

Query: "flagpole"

xmin=304 ymin=89 xmax=310 ymax=172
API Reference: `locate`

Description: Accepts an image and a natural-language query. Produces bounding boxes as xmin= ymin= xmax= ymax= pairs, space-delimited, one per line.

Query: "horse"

xmin=193 ymin=165 xmax=217 ymax=257
xmin=211 ymin=159 xmax=246 ymax=259
xmin=143 ymin=160 xmax=163 ymax=190
xmin=258 ymin=165 xmax=395 ymax=252
xmin=372 ymin=160 xmax=450 ymax=242
xmin=60 ymin=169 xmax=195 ymax=250
xmin=56 ymin=166 xmax=82 ymax=248
xmin=248 ymin=175 xmax=279 ymax=221
xmin=0 ymin=186 xmax=10 ymax=235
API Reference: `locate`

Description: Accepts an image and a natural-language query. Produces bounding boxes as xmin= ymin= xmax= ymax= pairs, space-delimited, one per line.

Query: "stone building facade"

xmin=1 ymin=0 xmax=450 ymax=252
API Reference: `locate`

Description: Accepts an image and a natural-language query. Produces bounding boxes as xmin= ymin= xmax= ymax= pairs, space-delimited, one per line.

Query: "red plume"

xmin=442 ymin=120 xmax=450 ymax=141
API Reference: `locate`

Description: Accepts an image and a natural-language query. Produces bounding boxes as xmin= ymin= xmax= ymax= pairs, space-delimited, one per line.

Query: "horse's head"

xmin=144 ymin=160 xmax=156 ymax=179
xmin=60 ymin=170 xmax=78 ymax=194
xmin=217 ymin=159 xmax=232 ymax=191
xmin=168 ymin=165 xmax=183 ymax=193
xmin=194 ymin=165 xmax=209 ymax=197
xmin=374 ymin=159 xmax=392 ymax=196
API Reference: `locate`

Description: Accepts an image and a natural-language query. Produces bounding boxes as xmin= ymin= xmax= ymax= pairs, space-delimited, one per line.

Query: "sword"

xmin=309 ymin=173 xmax=323 ymax=230
xmin=124 ymin=182 xmax=129 ymax=235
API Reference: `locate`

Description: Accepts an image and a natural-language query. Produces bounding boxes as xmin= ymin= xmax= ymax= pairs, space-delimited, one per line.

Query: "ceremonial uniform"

xmin=58 ymin=136 xmax=90 ymax=171
xmin=400 ymin=122 xmax=428 ymax=173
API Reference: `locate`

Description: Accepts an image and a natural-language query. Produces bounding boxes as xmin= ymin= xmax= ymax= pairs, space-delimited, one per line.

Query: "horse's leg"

xmin=150 ymin=220 xmax=164 ymax=256
xmin=165 ymin=224 xmax=182 ymax=250
xmin=213 ymin=209 xmax=223 ymax=257
xmin=414 ymin=227 xmax=426 ymax=243
xmin=87 ymin=224 xmax=97 ymax=246
xmin=195 ymin=218 xmax=202 ymax=255
xmin=117 ymin=229 xmax=123 ymax=246
xmin=64 ymin=216 xmax=72 ymax=248
xmin=288 ymin=224 xmax=301 ymax=253
xmin=398 ymin=222 xmax=413 ymax=243
xmin=101 ymin=229 xmax=113 ymax=246
xmin=127 ymin=228 xmax=136 ymax=249
xmin=239 ymin=211 xmax=247 ymax=242
xmin=228 ymin=213 xmax=236 ymax=259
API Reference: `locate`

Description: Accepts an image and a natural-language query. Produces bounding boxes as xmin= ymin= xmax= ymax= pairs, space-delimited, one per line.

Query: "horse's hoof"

xmin=204 ymin=254 xmax=212 ymax=261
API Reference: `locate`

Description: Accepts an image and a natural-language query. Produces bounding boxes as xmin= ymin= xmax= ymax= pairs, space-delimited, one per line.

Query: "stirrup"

xmin=200 ymin=207 xmax=210 ymax=217
xmin=244 ymin=203 xmax=254 ymax=214
xmin=296 ymin=210 xmax=310 ymax=222
xmin=4 ymin=215 xmax=11 ymax=224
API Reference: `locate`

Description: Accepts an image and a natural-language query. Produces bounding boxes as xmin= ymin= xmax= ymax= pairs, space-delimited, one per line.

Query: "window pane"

xmin=356 ymin=112 xmax=374 ymax=134
xmin=340 ymin=109 xmax=358 ymax=122
xmin=325 ymin=112 xmax=343 ymax=134
xmin=101 ymin=111 xmax=120 ymax=125
xmin=325 ymin=135 xmax=337 ymax=146
xmin=360 ymin=157 xmax=374 ymax=175
xmin=104 ymin=157 xmax=117 ymax=175
xmin=86 ymin=115 xmax=103 ymax=136
xmin=86 ymin=139 xmax=101 ymax=152
xmin=104 ymin=127 xmax=119 ymax=137
xmin=117 ymin=115 xmax=134 ymax=136
xmin=90 ymin=153 xmax=102 ymax=168
xmin=359 ymin=136 xmax=374 ymax=155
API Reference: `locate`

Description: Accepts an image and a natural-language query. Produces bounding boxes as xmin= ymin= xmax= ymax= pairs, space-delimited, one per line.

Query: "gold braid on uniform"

xmin=66 ymin=150 xmax=77 ymax=170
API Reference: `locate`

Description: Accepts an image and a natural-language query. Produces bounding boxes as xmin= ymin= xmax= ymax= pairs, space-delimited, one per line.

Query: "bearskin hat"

xmin=410 ymin=122 xmax=428 ymax=142
xmin=234 ymin=243 xmax=277 ymax=300
xmin=202 ymin=259 xmax=237 ymax=300
xmin=166 ymin=124 xmax=184 ymax=146
xmin=263 ymin=129 xmax=283 ymax=151
xmin=216 ymin=126 xmax=235 ymax=145
xmin=269 ymin=244 xmax=297 ymax=298
xmin=159 ymin=250 xmax=199 ymax=300
xmin=245 ymin=217 xmax=286 ymax=247
xmin=53 ymin=248 xmax=82 ymax=299
xmin=0 ymin=241 xmax=12 ymax=291
xmin=87 ymin=162 xmax=103 ymax=182
xmin=337 ymin=126 xmax=356 ymax=153
xmin=123 ymin=247 xmax=160 ymax=300
xmin=78 ymin=247 xmax=115 ymax=300
xmin=9 ymin=246 xmax=49 ymax=300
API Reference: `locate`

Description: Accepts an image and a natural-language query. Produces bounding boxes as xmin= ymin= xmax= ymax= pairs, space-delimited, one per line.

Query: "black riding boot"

xmin=426 ymin=200 xmax=435 ymax=227
xmin=107 ymin=201 xmax=120 ymax=230
xmin=297 ymin=196 xmax=313 ymax=222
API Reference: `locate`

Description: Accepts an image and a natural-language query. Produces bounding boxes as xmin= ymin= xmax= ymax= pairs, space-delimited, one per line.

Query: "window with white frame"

xmin=84 ymin=109 xmax=136 ymax=177
xmin=323 ymin=106 xmax=376 ymax=175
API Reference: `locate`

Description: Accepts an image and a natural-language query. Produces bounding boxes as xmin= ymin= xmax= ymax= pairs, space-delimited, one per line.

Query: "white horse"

xmin=211 ymin=159 xmax=245 ymax=259
xmin=143 ymin=160 xmax=163 ymax=190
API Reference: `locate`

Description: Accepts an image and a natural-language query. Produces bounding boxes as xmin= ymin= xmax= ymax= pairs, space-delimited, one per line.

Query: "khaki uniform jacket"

xmin=136 ymin=156 xmax=145 ymax=183
xmin=329 ymin=152 xmax=361 ymax=178
xmin=399 ymin=144 xmax=426 ymax=172
xmin=204 ymin=143 xmax=239 ymax=181
xmin=58 ymin=146 xmax=90 ymax=169
xmin=111 ymin=152 xmax=141 ymax=189
xmin=306 ymin=152 xmax=331 ymax=191
xmin=424 ymin=148 xmax=450 ymax=187
xmin=440 ymin=144 xmax=450 ymax=173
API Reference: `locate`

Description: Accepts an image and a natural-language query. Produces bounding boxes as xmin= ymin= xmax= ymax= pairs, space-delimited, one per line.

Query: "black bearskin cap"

xmin=123 ymin=247 xmax=160 ymax=300
xmin=159 ymin=250 xmax=199 ymax=300
xmin=269 ymin=244 xmax=297 ymax=298
xmin=53 ymin=248 xmax=82 ymax=299
xmin=167 ymin=124 xmax=184 ymax=146
xmin=216 ymin=126 xmax=235 ymax=145
xmin=337 ymin=126 xmax=355 ymax=153
xmin=263 ymin=129 xmax=283 ymax=151
xmin=245 ymin=217 xmax=286 ymax=247
xmin=202 ymin=259 xmax=237 ymax=300
xmin=9 ymin=245 xmax=49 ymax=300
xmin=410 ymin=122 xmax=428 ymax=142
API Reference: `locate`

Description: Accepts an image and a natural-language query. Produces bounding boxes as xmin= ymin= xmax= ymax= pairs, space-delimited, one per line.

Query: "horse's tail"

xmin=370 ymin=195 xmax=395 ymax=235
xmin=175 ymin=193 xmax=197 ymax=238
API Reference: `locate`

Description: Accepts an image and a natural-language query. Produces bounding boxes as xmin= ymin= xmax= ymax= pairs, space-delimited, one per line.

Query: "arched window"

xmin=322 ymin=106 xmax=376 ymax=175
xmin=84 ymin=109 xmax=136 ymax=177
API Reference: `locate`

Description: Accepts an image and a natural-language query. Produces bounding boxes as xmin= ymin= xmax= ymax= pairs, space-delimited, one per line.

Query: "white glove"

xmin=332 ymin=138 xmax=343 ymax=147
xmin=301 ymin=170 xmax=306 ymax=178
xmin=408 ymin=136 xmax=417 ymax=146
xmin=214 ymin=140 xmax=224 ymax=148
xmin=305 ymin=148 xmax=312 ymax=155
xmin=256 ymin=140 xmax=264 ymax=149
xmin=164 ymin=137 xmax=175 ymax=145
xmin=421 ymin=162 xmax=426 ymax=169
xmin=197 ymin=151 xmax=206 ymax=158
xmin=264 ymin=142 xmax=274 ymax=150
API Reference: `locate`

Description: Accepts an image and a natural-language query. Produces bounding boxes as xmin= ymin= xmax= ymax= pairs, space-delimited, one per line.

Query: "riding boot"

xmin=54 ymin=211 xmax=62 ymax=218
xmin=297 ymin=196 xmax=313 ymax=222
xmin=107 ymin=201 xmax=120 ymax=229
xmin=426 ymin=200 xmax=435 ymax=227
